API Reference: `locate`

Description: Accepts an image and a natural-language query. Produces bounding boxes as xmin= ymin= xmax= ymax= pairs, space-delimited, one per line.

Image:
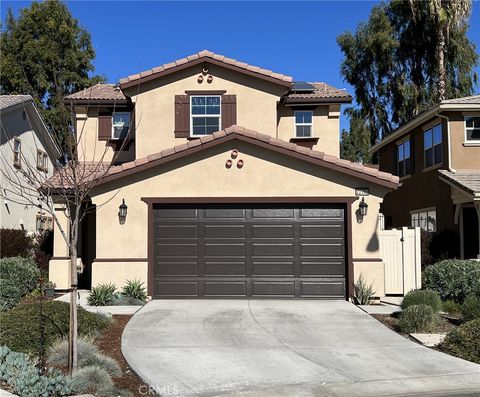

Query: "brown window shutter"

xmin=174 ymin=95 xmax=190 ymax=138
xmin=221 ymin=95 xmax=237 ymax=129
xmin=98 ymin=115 xmax=112 ymax=141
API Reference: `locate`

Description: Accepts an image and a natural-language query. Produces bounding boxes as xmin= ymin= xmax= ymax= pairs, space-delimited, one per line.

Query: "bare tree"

xmin=0 ymin=89 xmax=137 ymax=373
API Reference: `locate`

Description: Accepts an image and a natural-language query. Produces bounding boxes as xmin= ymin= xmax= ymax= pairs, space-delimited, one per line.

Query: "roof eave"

xmin=64 ymin=98 xmax=128 ymax=106
xmin=284 ymin=97 xmax=352 ymax=105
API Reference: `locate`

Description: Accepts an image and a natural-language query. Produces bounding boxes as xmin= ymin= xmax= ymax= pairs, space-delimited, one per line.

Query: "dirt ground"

xmin=371 ymin=313 xmax=458 ymax=334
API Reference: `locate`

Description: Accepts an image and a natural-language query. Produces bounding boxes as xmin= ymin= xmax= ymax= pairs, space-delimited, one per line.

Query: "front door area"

xmin=463 ymin=206 xmax=479 ymax=259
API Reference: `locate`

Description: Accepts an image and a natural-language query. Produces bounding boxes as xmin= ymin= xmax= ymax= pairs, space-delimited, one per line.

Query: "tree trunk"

xmin=437 ymin=27 xmax=446 ymax=101
xmin=68 ymin=211 xmax=79 ymax=374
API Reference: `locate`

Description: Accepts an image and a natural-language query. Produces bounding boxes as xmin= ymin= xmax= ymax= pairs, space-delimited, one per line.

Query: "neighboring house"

xmin=0 ymin=95 xmax=60 ymax=232
xmin=371 ymin=95 xmax=480 ymax=260
xmin=50 ymin=50 xmax=399 ymax=300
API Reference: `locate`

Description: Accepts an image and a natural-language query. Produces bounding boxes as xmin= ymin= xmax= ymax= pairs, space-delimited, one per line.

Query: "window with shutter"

xmin=221 ymin=94 xmax=237 ymax=129
xmin=98 ymin=115 xmax=112 ymax=141
xmin=174 ymin=95 xmax=190 ymax=138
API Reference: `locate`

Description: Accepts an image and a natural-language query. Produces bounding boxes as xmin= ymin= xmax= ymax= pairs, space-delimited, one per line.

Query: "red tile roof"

xmin=64 ymin=84 xmax=127 ymax=102
xmin=46 ymin=126 xmax=399 ymax=190
xmin=285 ymin=82 xmax=352 ymax=103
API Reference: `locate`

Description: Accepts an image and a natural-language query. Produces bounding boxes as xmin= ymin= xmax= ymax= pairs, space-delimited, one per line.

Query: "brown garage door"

xmin=153 ymin=204 xmax=346 ymax=298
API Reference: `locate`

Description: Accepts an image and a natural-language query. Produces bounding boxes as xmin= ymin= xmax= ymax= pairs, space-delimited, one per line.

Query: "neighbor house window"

xmin=424 ymin=124 xmax=442 ymax=168
xmin=396 ymin=140 xmax=411 ymax=177
xmin=13 ymin=138 xmax=21 ymax=167
xmin=36 ymin=150 xmax=48 ymax=172
xmin=112 ymin=112 xmax=130 ymax=140
xmin=36 ymin=215 xmax=53 ymax=232
xmin=294 ymin=111 xmax=313 ymax=137
xmin=411 ymin=208 xmax=437 ymax=232
xmin=190 ymin=96 xmax=221 ymax=136
xmin=465 ymin=116 xmax=480 ymax=142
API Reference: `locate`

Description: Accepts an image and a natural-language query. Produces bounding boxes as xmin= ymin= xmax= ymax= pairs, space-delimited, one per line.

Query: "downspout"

xmin=437 ymin=113 xmax=456 ymax=172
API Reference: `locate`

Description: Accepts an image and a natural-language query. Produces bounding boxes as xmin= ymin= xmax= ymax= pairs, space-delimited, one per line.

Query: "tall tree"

xmin=340 ymin=109 xmax=373 ymax=164
xmin=338 ymin=0 xmax=478 ymax=159
xmin=0 ymin=0 xmax=104 ymax=144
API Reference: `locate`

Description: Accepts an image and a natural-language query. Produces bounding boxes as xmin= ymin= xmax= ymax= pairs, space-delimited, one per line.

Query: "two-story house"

xmin=49 ymin=50 xmax=399 ymax=300
xmin=0 ymin=95 xmax=60 ymax=232
xmin=371 ymin=95 xmax=480 ymax=260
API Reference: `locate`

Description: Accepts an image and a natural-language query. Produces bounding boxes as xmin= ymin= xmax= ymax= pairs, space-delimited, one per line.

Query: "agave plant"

xmin=87 ymin=283 xmax=116 ymax=306
xmin=354 ymin=273 xmax=376 ymax=305
xmin=121 ymin=279 xmax=147 ymax=302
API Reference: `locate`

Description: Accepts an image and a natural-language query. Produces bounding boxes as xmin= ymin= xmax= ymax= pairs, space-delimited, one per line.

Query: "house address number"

xmin=355 ymin=187 xmax=370 ymax=197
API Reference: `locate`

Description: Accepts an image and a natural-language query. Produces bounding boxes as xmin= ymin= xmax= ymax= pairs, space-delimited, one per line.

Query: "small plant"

xmin=71 ymin=365 xmax=114 ymax=395
xmin=81 ymin=352 xmax=122 ymax=377
xmin=122 ymin=279 xmax=147 ymax=302
xmin=47 ymin=336 xmax=98 ymax=367
xmin=87 ymin=283 xmax=116 ymax=306
xmin=423 ymin=259 xmax=480 ymax=302
xmin=442 ymin=300 xmax=461 ymax=315
xmin=440 ymin=319 xmax=480 ymax=364
xmin=354 ymin=273 xmax=376 ymax=305
xmin=401 ymin=289 xmax=442 ymax=313
xmin=461 ymin=295 xmax=480 ymax=322
xmin=398 ymin=304 xmax=438 ymax=333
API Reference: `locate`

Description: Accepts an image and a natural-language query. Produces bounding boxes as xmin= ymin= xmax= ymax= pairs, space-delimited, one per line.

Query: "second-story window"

xmin=465 ymin=116 xmax=480 ymax=142
xmin=295 ymin=111 xmax=313 ymax=137
xmin=112 ymin=112 xmax=130 ymax=140
xmin=36 ymin=150 xmax=48 ymax=172
xmin=13 ymin=138 xmax=21 ymax=167
xmin=396 ymin=140 xmax=411 ymax=178
xmin=424 ymin=123 xmax=442 ymax=168
xmin=191 ymin=96 xmax=221 ymax=136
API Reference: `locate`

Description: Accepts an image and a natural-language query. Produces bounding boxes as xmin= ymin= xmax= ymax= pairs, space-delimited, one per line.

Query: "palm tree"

xmin=409 ymin=0 xmax=472 ymax=101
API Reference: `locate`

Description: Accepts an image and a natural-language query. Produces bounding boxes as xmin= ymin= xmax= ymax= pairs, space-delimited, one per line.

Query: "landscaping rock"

xmin=410 ymin=333 xmax=446 ymax=347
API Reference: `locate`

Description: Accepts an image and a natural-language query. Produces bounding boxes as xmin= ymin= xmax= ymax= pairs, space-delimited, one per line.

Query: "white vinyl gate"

xmin=379 ymin=227 xmax=422 ymax=295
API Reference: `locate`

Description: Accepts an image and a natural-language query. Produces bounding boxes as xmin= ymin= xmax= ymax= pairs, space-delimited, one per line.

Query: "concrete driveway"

xmin=122 ymin=300 xmax=480 ymax=397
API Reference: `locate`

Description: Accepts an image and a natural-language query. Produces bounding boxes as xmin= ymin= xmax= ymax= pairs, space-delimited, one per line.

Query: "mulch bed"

xmin=371 ymin=313 xmax=459 ymax=335
xmin=96 ymin=315 xmax=148 ymax=397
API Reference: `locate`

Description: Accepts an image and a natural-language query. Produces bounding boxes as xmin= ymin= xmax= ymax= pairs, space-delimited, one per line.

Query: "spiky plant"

xmin=81 ymin=352 xmax=122 ymax=377
xmin=121 ymin=279 xmax=147 ymax=302
xmin=71 ymin=365 xmax=113 ymax=394
xmin=47 ymin=337 xmax=98 ymax=367
xmin=87 ymin=283 xmax=116 ymax=306
xmin=355 ymin=273 xmax=376 ymax=305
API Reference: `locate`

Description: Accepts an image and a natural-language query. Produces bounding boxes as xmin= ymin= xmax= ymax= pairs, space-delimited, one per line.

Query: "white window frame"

xmin=36 ymin=149 xmax=48 ymax=172
xmin=410 ymin=207 xmax=437 ymax=232
xmin=423 ymin=123 xmax=443 ymax=168
xmin=111 ymin=112 xmax=131 ymax=140
xmin=464 ymin=115 xmax=480 ymax=144
xmin=294 ymin=110 xmax=313 ymax=138
xmin=13 ymin=138 xmax=21 ymax=167
xmin=190 ymin=95 xmax=222 ymax=137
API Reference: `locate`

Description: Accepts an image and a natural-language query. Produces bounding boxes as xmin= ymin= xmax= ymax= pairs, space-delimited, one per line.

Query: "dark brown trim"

xmin=352 ymin=258 xmax=383 ymax=262
xmin=99 ymin=133 xmax=398 ymax=189
xmin=64 ymin=99 xmax=128 ymax=106
xmin=284 ymin=97 xmax=352 ymax=104
xmin=51 ymin=257 xmax=70 ymax=260
xmin=290 ymin=137 xmax=319 ymax=143
xmin=141 ymin=197 xmax=359 ymax=205
xmin=346 ymin=201 xmax=354 ymax=300
xmin=185 ymin=90 xmax=226 ymax=95
xmin=147 ymin=202 xmax=154 ymax=296
xmin=94 ymin=258 xmax=148 ymax=262
xmin=120 ymin=57 xmax=292 ymax=89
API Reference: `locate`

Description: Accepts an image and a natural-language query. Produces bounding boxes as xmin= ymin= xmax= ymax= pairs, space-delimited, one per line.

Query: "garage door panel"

xmin=156 ymin=225 xmax=198 ymax=239
xmin=205 ymin=208 xmax=246 ymax=218
xmin=301 ymin=281 xmax=345 ymax=297
xmin=157 ymin=243 xmax=197 ymax=257
xmin=155 ymin=262 xmax=198 ymax=276
xmin=204 ymin=243 xmax=246 ymax=257
xmin=205 ymin=225 xmax=245 ymax=238
xmin=252 ymin=243 xmax=294 ymax=257
xmin=252 ymin=225 xmax=294 ymax=239
xmin=252 ymin=281 xmax=295 ymax=296
xmin=300 ymin=243 xmax=344 ymax=257
xmin=301 ymin=262 xmax=345 ymax=276
xmin=155 ymin=281 xmax=198 ymax=296
xmin=300 ymin=224 xmax=343 ymax=238
xmin=155 ymin=208 xmax=198 ymax=219
xmin=204 ymin=262 xmax=246 ymax=276
xmin=252 ymin=208 xmax=294 ymax=219
xmin=205 ymin=282 xmax=246 ymax=296
xmin=252 ymin=262 xmax=294 ymax=276
xmin=300 ymin=208 xmax=344 ymax=219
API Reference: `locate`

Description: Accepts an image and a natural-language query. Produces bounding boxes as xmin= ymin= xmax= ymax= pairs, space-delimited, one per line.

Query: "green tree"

xmin=0 ymin=0 xmax=104 ymax=143
xmin=340 ymin=109 xmax=372 ymax=164
xmin=338 ymin=0 xmax=478 ymax=152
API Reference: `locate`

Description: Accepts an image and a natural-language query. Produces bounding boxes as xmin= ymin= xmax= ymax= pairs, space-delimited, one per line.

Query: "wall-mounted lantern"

xmin=118 ymin=199 xmax=128 ymax=225
xmin=359 ymin=197 xmax=368 ymax=217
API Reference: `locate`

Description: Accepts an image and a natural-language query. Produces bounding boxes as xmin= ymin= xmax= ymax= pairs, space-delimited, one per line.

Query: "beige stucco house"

xmin=49 ymin=50 xmax=399 ymax=299
xmin=0 ymin=95 xmax=60 ymax=232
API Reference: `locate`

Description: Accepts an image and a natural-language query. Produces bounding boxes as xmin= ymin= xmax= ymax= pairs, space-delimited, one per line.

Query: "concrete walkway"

xmin=122 ymin=300 xmax=480 ymax=397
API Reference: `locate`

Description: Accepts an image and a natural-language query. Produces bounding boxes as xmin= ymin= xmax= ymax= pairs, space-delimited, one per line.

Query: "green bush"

xmin=0 ymin=301 xmax=109 ymax=356
xmin=71 ymin=365 xmax=114 ymax=396
xmin=423 ymin=259 xmax=480 ymax=302
xmin=0 ymin=345 xmax=75 ymax=397
xmin=122 ymin=279 xmax=147 ymax=302
xmin=110 ymin=294 xmax=145 ymax=306
xmin=354 ymin=273 xmax=376 ymax=305
xmin=440 ymin=319 xmax=480 ymax=364
xmin=398 ymin=304 xmax=438 ymax=333
xmin=0 ymin=229 xmax=34 ymax=258
xmin=0 ymin=256 xmax=40 ymax=311
xmin=461 ymin=295 xmax=480 ymax=322
xmin=87 ymin=283 xmax=116 ymax=306
xmin=401 ymin=289 xmax=442 ymax=313
xmin=442 ymin=300 xmax=462 ymax=315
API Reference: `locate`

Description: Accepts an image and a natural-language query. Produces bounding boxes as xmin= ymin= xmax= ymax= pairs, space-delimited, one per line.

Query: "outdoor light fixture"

xmin=359 ymin=197 xmax=368 ymax=217
xmin=118 ymin=199 xmax=128 ymax=225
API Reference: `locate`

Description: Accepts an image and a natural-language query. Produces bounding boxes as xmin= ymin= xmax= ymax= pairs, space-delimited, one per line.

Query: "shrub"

xmin=398 ymin=304 xmax=438 ymax=333
xmin=0 ymin=229 xmax=34 ymax=258
xmin=442 ymin=300 xmax=462 ymax=315
xmin=71 ymin=365 xmax=114 ymax=395
xmin=0 ymin=256 xmax=40 ymax=311
xmin=110 ymin=294 xmax=145 ymax=306
xmin=401 ymin=289 xmax=442 ymax=313
xmin=461 ymin=295 xmax=480 ymax=322
xmin=33 ymin=230 xmax=53 ymax=272
xmin=440 ymin=319 xmax=480 ymax=364
xmin=87 ymin=283 xmax=116 ymax=306
xmin=423 ymin=259 xmax=480 ymax=302
xmin=0 ymin=345 xmax=75 ymax=397
xmin=47 ymin=337 xmax=98 ymax=367
xmin=0 ymin=301 xmax=109 ymax=356
xmin=122 ymin=279 xmax=147 ymax=302
xmin=354 ymin=273 xmax=376 ymax=305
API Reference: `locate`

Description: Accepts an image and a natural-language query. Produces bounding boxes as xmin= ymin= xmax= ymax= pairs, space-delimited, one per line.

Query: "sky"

xmin=1 ymin=0 xmax=480 ymax=132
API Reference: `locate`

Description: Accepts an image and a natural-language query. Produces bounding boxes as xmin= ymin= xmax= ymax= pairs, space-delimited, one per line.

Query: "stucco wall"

xmin=447 ymin=111 xmax=480 ymax=171
xmin=0 ymin=107 xmax=55 ymax=231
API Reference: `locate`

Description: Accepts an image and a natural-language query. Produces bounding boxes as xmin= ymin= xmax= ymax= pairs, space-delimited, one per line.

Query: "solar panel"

xmin=292 ymin=81 xmax=315 ymax=92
